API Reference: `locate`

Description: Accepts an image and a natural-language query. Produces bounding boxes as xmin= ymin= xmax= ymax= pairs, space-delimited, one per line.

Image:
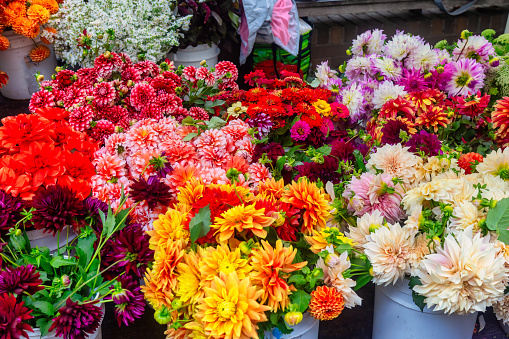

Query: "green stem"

xmin=56 ymin=231 xmax=60 ymax=256
xmin=1 ymin=253 xmax=19 ymax=267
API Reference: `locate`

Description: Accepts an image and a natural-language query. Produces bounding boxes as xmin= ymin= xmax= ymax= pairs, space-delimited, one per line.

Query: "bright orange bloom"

xmin=492 ymin=97 xmax=509 ymax=140
xmin=212 ymin=203 xmax=273 ymax=242
xmin=250 ymin=240 xmax=307 ymax=312
xmin=0 ymin=71 xmax=8 ymax=89
xmin=177 ymin=178 xmax=205 ymax=207
xmin=17 ymin=142 xmax=64 ymax=188
xmin=0 ymin=35 xmax=9 ymax=51
xmin=458 ymin=152 xmax=484 ymax=175
xmin=0 ymin=114 xmax=54 ymax=149
xmin=415 ymin=106 xmax=450 ymax=132
xmin=12 ymin=17 xmax=40 ymax=39
xmin=27 ymin=4 xmax=50 ymax=24
xmin=309 ymin=286 xmax=345 ymax=321
xmin=0 ymin=166 xmax=31 ymax=198
xmin=29 ymin=44 xmax=51 ymax=62
xmin=223 ymin=155 xmax=249 ymax=173
xmin=149 ymin=208 xmax=190 ymax=251
xmin=3 ymin=2 xmax=26 ymax=26
xmin=258 ymin=177 xmax=285 ymax=200
xmin=152 ymin=238 xmax=188 ymax=292
xmin=282 ymin=179 xmax=331 ymax=234
xmin=142 ymin=268 xmax=174 ymax=309
xmin=31 ymin=0 xmax=59 ymax=14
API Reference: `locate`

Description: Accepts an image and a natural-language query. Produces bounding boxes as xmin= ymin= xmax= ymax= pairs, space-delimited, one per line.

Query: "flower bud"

xmin=61 ymin=275 xmax=70 ymax=287
xmin=126 ymin=80 xmax=134 ymax=87
xmin=324 ymin=253 xmax=340 ymax=267
xmin=97 ymin=34 xmax=104 ymax=40
xmin=171 ymin=298 xmax=183 ymax=310
xmin=200 ymin=60 xmax=207 ymax=66
xmin=15 ymin=229 xmax=22 ymax=237
xmin=51 ymin=74 xmax=56 ymax=80
xmin=460 ymin=29 xmax=472 ymax=39
xmin=103 ymin=51 xmax=112 ymax=59
xmin=55 ymin=66 xmax=62 ymax=73
xmin=239 ymin=242 xmax=251 ymax=255
xmin=423 ymin=72 xmax=433 ymax=79
xmin=346 ymin=48 xmax=352 ymax=56
xmin=490 ymin=57 xmax=500 ymax=67
xmin=36 ymin=74 xmax=45 ymax=82
xmin=285 ymin=311 xmax=303 ymax=326
xmin=491 ymin=200 xmax=498 ymax=209
xmin=432 ymin=236 xmax=441 ymax=244
xmin=443 ymin=205 xmax=454 ymax=214
xmin=120 ymin=86 xmax=129 ymax=94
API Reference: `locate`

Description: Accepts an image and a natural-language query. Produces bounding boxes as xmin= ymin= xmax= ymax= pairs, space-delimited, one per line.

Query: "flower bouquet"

xmin=29 ymin=52 xmax=240 ymax=144
xmin=143 ymin=177 xmax=370 ymax=338
xmin=49 ymin=0 xmax=191 ymax=67
xmin=0 ymin=187 xmax=150 ymax=339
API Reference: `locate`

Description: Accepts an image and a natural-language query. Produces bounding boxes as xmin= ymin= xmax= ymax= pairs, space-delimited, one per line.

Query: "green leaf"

xmin=263 ymin=226 xmax=278 ymax=243
xmin=181 ymin=116 xmax=195 ymax=125
xmin=486 ymin=198 xmax=509 ymax=244
xmin=36 ymin=318 xmax=52 ymax=338
xmin=353 ymin=149 xmax=367 ymax=172
xmin=408 ymin=276 xmax=426 ymax=312
xmin=183 ymin=133 xmax=198 ymax=141
xmin=289 ymin=290 xmax=311 ymax=313
xmin=205 ymin=116 xmax=226 ymax=130
xmin=77 ymin=234 xmax=96 ymax=267
xmin=316 ymin=145 xmax=332 ymax=156
xmin=270 ymin=312 xmax=279 ymax=326
xmin=189 ymin=205 xmax=212 ymax=243
xmin=50 ymin=256 xmax=77 ymax=268
xmin=354 ymin=274 xmax=372 ymax=291
xmin=275 ymin=156 xmax=287 ymax=171
xmin=115 ymin=208 xmax=131 ymax=231
xmin=10 ymin=234 xmax=26 ymax=252
xmin=288 ymin=274 xmax=307 ymax=286
xmin=98 ymin=205 xmax=116 ymax=237
xmin=32 ymin=301 xmax=54 ymax=316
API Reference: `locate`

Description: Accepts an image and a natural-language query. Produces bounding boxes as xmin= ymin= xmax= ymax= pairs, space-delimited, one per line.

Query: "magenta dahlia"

xmin=92 ymin=82 xmax=116 ymax=108
xmin=94 ymin=52 xmax=123 ymax=78
xmin=0 ymin=293 xmax=33 ymax=339
xmin=121 ymin=66 xmax=142 ymax=82
xmin=90 ymin=120 xmax=115 ymax=143
xmin=405 ymin=130 xmax=442 ymax=156
xmin=0 ymin=190 xmax=24 ymax=237
xmin=28 ymin=90 xmax=54 ymax=114
xmin=188 ymin=107 xmax=209 ymax=121
xmin=109 ymin=277 xmax=145 ymax=327
xmin=443 ymin=58 xmax=485 ymax=96
xmin=69 ymin=106 xmax=94 ymax=132
xmin=63 ymin=85 xmax=87 ymax=109
xmin=0 ymin=265 xmax=44 ymax=296
xmin=129 ymin=83 xmax=156 ymax=111
xmin=49 ymin=298 xmax=103 ymax=339
xmin=290 ymin=120 xmax=311 ymax=141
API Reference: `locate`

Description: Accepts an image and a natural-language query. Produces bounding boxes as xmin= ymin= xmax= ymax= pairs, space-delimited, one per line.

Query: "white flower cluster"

xmin=50 ymin=0 xmax=191 ymax=67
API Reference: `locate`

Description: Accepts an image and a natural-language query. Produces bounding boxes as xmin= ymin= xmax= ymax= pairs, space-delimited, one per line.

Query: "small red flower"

xmin=458 ymin=152 xmax=484 ymax=174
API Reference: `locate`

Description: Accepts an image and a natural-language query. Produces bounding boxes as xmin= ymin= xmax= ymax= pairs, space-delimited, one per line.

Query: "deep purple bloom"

xmin=130 ymin=176 xmax=172 ymax=209
xmin=330 ymin=139 xmax=356 ymax=162
xmin=101 ymin=224 xmax=154 ymax=280
xmin=0 ymin=265 xmax=44 ymax=296
xmin=306 ymin=128 xmax=325 ymax=148
xmin=252 ymin=142 xmax=285 ymax=164
xmin=295 ymin=157 xmax=342 ymax=184
xmin=248 ymin=113 xmax=273 ymax=139
xmin=32 ymin=185 xmax=82 ymax=235
xmin=398 ymin=68 xmax=428 ymax=92
xmin=406 ymin=130 xmax=442 ymax=156
xmin=0 ymin=293 xmax=33 ymax=339
xmin=0 ymin=190 xmax=24 ymax=237
xmin=49 ymin=298 xmax=103 ymax=339
xmin=109 ymin=277 xmax=145 ymax=327
xmin=380 ymin=119 xmax=410 ymax=145
xmin=79 ymin=197 xmax=108 ymax=233
xmin=150 ymin=153 xmax=173 ymax=179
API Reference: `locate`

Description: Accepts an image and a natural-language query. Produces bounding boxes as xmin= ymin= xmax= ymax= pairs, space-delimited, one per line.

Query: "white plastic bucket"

xmin=167 ymin=43 xmax=220 ymax=68
xmin=28 ymin=304 xmax=104 ymax=339
xmin=0 ymin=30 xmax=58 ymax=100
xmin=265 ymin=313 xmax=319 ymax=339
xmin=26 ymin=226 xmax=77 ymax=253
xmin=373 ymin=279 xmax=478 ymax=339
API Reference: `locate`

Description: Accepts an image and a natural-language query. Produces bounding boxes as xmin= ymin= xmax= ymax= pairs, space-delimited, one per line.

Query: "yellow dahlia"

xmin=196 ymin=272 xmax=270 ymax=339
xmin=152 ymin=238 xmax=187 ymax=292
xmin=212 ymin=204 xmax=273 ymax=242
xmin=184 ymin=321 xmax=208 ymax=339
xmin=309 ymin=286 xmax=345 ymax=321
xmin=177 ymin=178 xmax=205 ymax=207
xmin=282 ymin=179 xmax=331 ymax=234
xmin=142 ymin=268 xmax=174 ymax=309
xmin=31 ymin=0 xmax=59 ymax=14
xmin=258 ymin=177 xmax=285 ymax=200
xmin=250 ymin=240 xmax=307 ymax=312
xmin=200 ymin=245 xmax=251 ymax=286
xmin=492 ymin=97 xmax=509 ymax=139
xmin=29 ymin=44 xmax=50 ymax=63
xmin=148 ymin=208 xmax=190 ymax=251
xmin=312 ymin=99 xmax=332 ymax=116
xmin=176 ymin=249 xmax=204 ymax=311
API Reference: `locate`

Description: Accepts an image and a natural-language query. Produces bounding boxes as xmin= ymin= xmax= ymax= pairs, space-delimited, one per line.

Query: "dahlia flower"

xmin=364 ymin=223 xmax=414 ymax=285
xmin=212 ymin=204 xmax=273 ymax=243
xmin=0 ymin=293 xmax=33 ymax=339
xmin=413 ymin=230 xmax=507 ymax=314
xmin=176 ymin=250 xmax=203 ymax=312
xmin=49 ymin=298 xmax=103 ymax=339
xmin=110 ymin=277 xmax=145 ymax=327
xmin=309 ymin=286 xmax=345 ymax=321
xmin=0 ymin=190 xmax=24 ymax=235
xmin=0 ymin=265 xmax=44 ymax=296
xmin=476 ymin=147 xmax=509 ymax=180
xmin=347 ymin=210 xmax=385 ymax=251
xmin=494 ymin=295 xmax=509 ymax=325
xmin=398 ymin=68 xmax=428 ymax=92
xmin=449 ymin=201 xmax=485 ymax=232
xmin=195 ymin=272 xmax=269 ymax=339
xmin=200 ymin=245 xmax=251 ymax=285
xmin=290 ymin=120 xmax=311 ymax=141
xmin=492 ymin=97 xmax=509 ymax=139
xmin=351 ymin=29 xmax=386 ymax=56
xmin=453 ymin=35 xmax=494 ymax=64
xmin=443 ymin=58 xmax=485 ymax=96
xmin=372 ymin=81 xmax=408 ymax=109
xmin=130 ymin=175 xmax=172 ymax=209
xmin=366 ymin=143 xmax=419 ymax=184
xmin=405 ymin=130 xmax=442 ymax=156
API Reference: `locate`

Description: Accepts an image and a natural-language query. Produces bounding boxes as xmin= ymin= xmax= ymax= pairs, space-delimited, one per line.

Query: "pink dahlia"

xmin=93 ymin=152 xmax=126 ymax=179
xmin=182 ymin=66 xmax=197 ymax=82
xmin=121 ymin=66 xmax=142 ymax=82
xmin=92 ymin=82 xmax=116 ymax=108
xmin=124 ymin=124 xmax=159 ymax=152
xmin=69 ymin=106 xmax=94 ymax=131
xmin=91 ymin=119 xmax=115 ymax=142
xmin=443 ymin=58 xmax=485 ymax=96
xmin=248 ymin=163 xmax=271 ymax=185
xmin=162 ymin=140 xmax=197 ymax=166
xmin=188 ymin=107 xmax=209 ymax=121
xmin=94 ymin=52 xmax=123 ymax=78
xmin=63 ymin=85 xmax=87 ymax=108
xmin=215 ymin=61 xmax=239 ymax=82
xmin=194 ymin=129 xmax=227 ymax=149
xmin=199 ymin=146 xmax=230 ymax=167
xmin=196 ymin=67 xmax=215 ymax=86
xmin=130 ymin=83 xmax=156 ymax=111
xmin=29 ymin=90 xmax=54 ymax=113
xmin=154 ymin=93 xmax=181 ymax=114
xmin=343 ymin=172 xmax=405 ymax=223
xmin=290 ymin=120 xmax=311 ymax=141
xmin=104 ymin=133 xmax=127 ymax=156
xmin=134 ymin=60 xmax=159 ymax=78
xmin=76 ymin=67 xmax=98 ymax=84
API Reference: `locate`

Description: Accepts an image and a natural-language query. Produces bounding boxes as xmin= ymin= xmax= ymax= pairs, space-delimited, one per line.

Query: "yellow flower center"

xmin=217 ymin=259 xmax=237 ymax=274
xmin=217 ymin=300 xmax=236 ymax=320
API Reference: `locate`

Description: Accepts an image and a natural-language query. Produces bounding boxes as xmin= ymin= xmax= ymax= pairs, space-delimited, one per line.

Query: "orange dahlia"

xmin=309 ymin=286 xmax=345 ymax=321
xmin=415 ymin=106 xmax=450 ymax=132
xmin=142 ymin=268 xmax=174 ymax=309
xmin=148 ymin=208 xmax=190 ymax=251
xmin=250 ymin=240 xmax=307 ymax=312
xmin=195 ymin=272 xmax=270 ymax=339
xmin=212 ymin=203 xmax=273 ymax=242
xmin=12 ymin=17 xmax=40 ymax=39
xmin=3 ymin=1 xmax=26 ymax=26
xmin=492 ymin=97 xmax=509 ymax=139
xmin=258 ymin=177 xmax=285 ymax=200
xmin=27 ymin=4 xmax=50 ymax=24
xmin=40 ymin=27 xmax=57 ymax=44
xmin=177 ymin=178 xmax=205 ymax=207
xmin=152 ymin=238 xmax=188 ymax=292
xmin=29 ymin=44 xmax=51 ymax=63
xmin=282 ymin=179 xmax=331 ymax=234
xmin=0 ymin=35 xmax=9 ymax=51
xmin=176 ymin=249 xmax=204 ymax=314
xmin=31 ymin=0 xmax=59 ymax=14
xmin=200 ymin=245 xmax=251 ymax=286
xmin=458 ymin=152 xmax=484 ymax=175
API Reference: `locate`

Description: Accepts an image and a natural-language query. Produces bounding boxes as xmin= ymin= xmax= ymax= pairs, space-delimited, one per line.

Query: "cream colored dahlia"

xmin=348 ymin=210 xmax=385 ymax=251
xmin=407 ymin=233 xmax=431 ymax=276
xmin=413 ymin=230 xmax=508 ymax=314
xmin=366 ymin=144 xmax=419 ymax=185
xmin=480 ymin=174 xmax=509 ymax=200
xmin=451 ymin=178 xmax=477 ymax=206
xmin=404 ymin=205 xmax=423 ymax=237
xmin=448 ymin=201 xmax=485 ymax=232
xmin=494 ymin=295 xmax=509 ymax=325
xmin=401 ymin=179 xmax=455 ymax=214
xmin=476 ymin=148 xmax=509 ymax=181
xmin=364 ymin=223 xmax=414 ymax=286
xmin=317 ymin=249 xmax=362 ymax=308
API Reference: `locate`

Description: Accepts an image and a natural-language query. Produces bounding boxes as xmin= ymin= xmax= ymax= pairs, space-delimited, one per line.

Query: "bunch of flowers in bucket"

xmin=0 ymin=190 xmax=151 ymax=339
xmin=0 ymin=108 xmax=98 ymax=200
xmin=314 ymin=29 xmax=499 ymax=124
xmin=0 ymin=0 xmax=60 ymax=62
xmin=333 ymin=142 xmax=509 ymax=317
xmin=29 ymin=52 xmax=239 ymax=144
xmin=90 ymin=115 xmax=270 ymax=230
xmin=48 ymin=0 xmax=191 ymax=67
xmin=142 ymin=177 xmax=370 ymax=338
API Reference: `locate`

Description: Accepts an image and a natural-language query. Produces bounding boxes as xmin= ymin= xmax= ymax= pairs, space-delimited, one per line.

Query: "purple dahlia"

xmin=130 ymin=176 xmax=172 ymax=209
xmin=0 ymin=264 xmax=44 ymax=296
xmin=49 ymin=298 xmax=103 ymax=339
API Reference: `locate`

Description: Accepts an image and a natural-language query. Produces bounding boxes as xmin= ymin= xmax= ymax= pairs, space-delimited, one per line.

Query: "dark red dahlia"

xmin=130 ymin=176 xmax=172 ymax=209
xmin=252 ymin=142 xmax=285 ymax=164
xmin=94 ymin=52 xmax=123 ymax=79
xmin=380 ymin=119 xmax=410 ymax=145
xmin=100 ymin=224 xmax=154 ymax=280
xmin=0 ymin=190 xmax=24 ymax=237
xmin=55 ymin=69 xmax=76 ymax=88
xmin=0 ymin=265 xmax=44 ymax=296
xmin=78 ymin=197 xmax=108 ymax=233
xmin=109 ymin=277 xmax=145 ymax=327
xmin=274 ymin=202 xmax=301 ymax=242
xmin=329 ymin=139 xmax=355 ymax=162
xmin=0 ymin=293 xmax=33 ymax=339
xmin=90 ymin=120 xmax=115 ymax=143
xmin=406 ymin=130 xmax=442 ymax=156
xmin=31 ymin=184 xmax=82 ymax=235
xmin=49 ymin=298 xmax=103 ymax=339
xmin=295 ymin=157 xmax=342 ymax=184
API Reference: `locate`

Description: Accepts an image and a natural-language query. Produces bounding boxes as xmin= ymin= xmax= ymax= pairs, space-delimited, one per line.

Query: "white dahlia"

xmin=413 ymin=230 xmax=507 ymax=314
xmin=476 ymin=148 xmax=509 ymax=181
xmin=348 ymin=210 xmax=385 ymax=251
xmin=364 ymin=223 xmax=414 ymax=286
xmin=366 ymin=144 xmax=419 ymax=185
xmin=448 ymin=201 xmax=485 ymax=232
xmin=372 ymin=81 xmax=407 ymax=109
